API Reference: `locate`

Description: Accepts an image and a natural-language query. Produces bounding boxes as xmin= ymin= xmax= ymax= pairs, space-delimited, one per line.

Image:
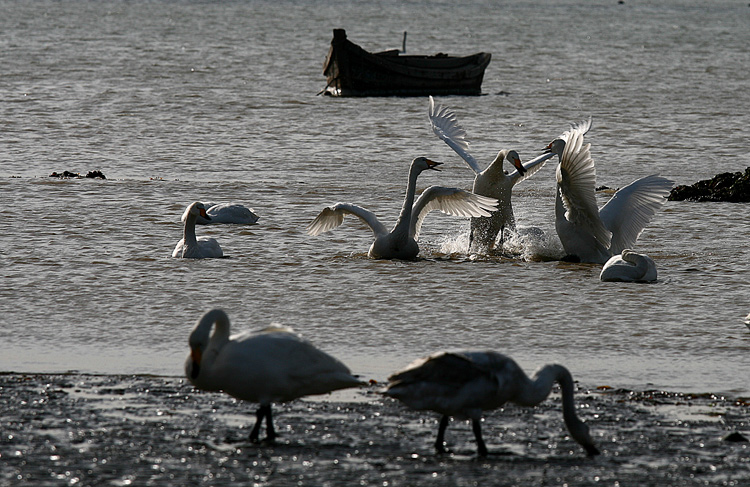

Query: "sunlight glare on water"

xmin=1 ymin=0 xmax=749 ymax=397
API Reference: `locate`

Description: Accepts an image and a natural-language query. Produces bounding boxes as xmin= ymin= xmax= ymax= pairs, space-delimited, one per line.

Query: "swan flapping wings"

xmin=428 ymin=96 xmax=482 ymax=174
xmin=411 ymin=187 xmax=497 ymax=240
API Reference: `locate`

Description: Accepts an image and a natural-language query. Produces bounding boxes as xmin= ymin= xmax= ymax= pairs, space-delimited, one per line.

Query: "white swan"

xmin=306 ymin=157 xmax=498 ymax=260
xmin=184 ymin=202 xmax=259 ymax=225
xmin=385 ymin=351 xmax=600 ymax=457
xmin=428 ymin=96 xmax=555 ymax=252
xmin=185 ymin=309 xmax=363 ymax=443
xmin=172 ymin=202 xmax=224 ymax=259
xmin=600 ymin=249 xmax=657 ymax=282
xmin=546 ymin=120 xmax=673 ymax=264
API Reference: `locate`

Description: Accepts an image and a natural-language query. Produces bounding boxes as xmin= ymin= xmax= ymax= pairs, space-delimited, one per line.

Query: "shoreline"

xmin=1 ymin=373 xmax=748 ymax=486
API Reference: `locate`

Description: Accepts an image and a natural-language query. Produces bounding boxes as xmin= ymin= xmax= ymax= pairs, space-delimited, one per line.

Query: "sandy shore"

xmin=1 ymin=373 xmax=748 ymax=486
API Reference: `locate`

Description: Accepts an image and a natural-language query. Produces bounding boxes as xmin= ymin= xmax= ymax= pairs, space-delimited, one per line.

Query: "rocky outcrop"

xmin=668 ymin=168 xmax=750 ymax=202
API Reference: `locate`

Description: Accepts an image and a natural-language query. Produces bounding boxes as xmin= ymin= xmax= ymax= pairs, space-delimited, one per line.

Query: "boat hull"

xmin=322 ymin=29 xmax=491 ymax=97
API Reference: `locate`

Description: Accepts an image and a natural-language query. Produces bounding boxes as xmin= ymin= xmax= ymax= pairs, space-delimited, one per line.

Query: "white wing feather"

xmin=556 ymin=129 xmax=612 ymax=249
xmin=306 ymin=203 xmax=388 ymax=237
xmin=600 ymin=174 xmax=673 ymax=254
xmin=428 ymin=96 xmax=482 ymax=175
xmin=410 ymin=186 xmax=498 ymax=240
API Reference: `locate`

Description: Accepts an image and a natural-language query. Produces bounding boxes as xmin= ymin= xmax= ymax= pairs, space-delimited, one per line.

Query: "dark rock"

xmin=723 ymin=432 xmax=749 ymax=442
xmin=668 ymin=167 xmax=750 ymax=202
xmin=85 ymin=170 xmax=106 ymax=179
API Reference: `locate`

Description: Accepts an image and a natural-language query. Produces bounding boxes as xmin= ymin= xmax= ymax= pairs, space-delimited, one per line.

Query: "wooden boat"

xmin=321 ymin=29 xmax=491 ymax=97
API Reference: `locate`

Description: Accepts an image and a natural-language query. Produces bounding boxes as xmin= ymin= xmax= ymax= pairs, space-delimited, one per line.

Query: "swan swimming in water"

xmin=172 ymin=202 xmax=224 ymax=259
xmin=545 ymin=120 xmax=674 ymax=264
xmin=385 ymin=351 xmax=600 ymax=457
xmin=428 ymin=96 xmax=555 ymax=252
xmin=599 ymin=249 xmax=657 ymax=282
xmin=185 ymin=309 xmax=363 ymax=443
xmin=184 ymin=202 xmax=259 ymax=225
xmin=306 ymin=157 xmax=498 ymax=260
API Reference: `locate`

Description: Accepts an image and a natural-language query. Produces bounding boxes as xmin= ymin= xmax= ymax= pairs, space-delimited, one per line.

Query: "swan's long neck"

xmin=393 ymin=163 xmax=422 ymax=235
xmin=183 ymin=212 xmax=199 ymax=246
xmin=483 ymin=151 xmax=508 ymax=180
xmin=518 ymin=364 xmax=598 ymax=455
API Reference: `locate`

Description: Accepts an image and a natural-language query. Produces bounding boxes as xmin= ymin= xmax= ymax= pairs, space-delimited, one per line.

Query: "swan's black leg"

xmin=435 ymin=415 xmax=450 ymax=454
xmin=264 ymin=405 xmax=276 ymax=441
xmin=472 ymin=418 xmax=488 ymax=457
xmin=249 ymin=406 xmax=266 ymax=443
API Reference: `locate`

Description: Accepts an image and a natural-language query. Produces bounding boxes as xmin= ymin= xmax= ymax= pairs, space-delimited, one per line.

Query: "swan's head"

xmin=506 ymin=150 xmax=526 ymax=176
xmin=183 ymin=201 xmax=211 ymax=222
xmin=571 ymin=420 xmax=600 ymax=457
xmin=544 ymin=139 xmax=566 ymax=160
xmin=186 ymin=308 xmax=227 ymax=381
xmin=412 ymin=157 xmax=442 ymax=172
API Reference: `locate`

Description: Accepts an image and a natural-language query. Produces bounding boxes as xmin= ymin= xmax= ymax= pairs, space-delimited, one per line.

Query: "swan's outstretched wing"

xmin=428 ymin=96 xmax=482 ymax=175
xmin=556 ymin=129 xmax=612 ymax=249
xmin=599 ymin=174 xmax=673 ymax=254
xmin=306 ymin=203 xmax=388 ymax=237
xmin=558 ymin=117 xmax=593 ymax=144
xmin=410 ymin=186 xmax=497 ymax=240
xmin=509 ymin=151 xmax=556 ymax=184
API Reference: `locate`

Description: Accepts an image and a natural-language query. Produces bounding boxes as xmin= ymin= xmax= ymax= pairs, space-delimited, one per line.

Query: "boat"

xmin=321 ymin=29 xmax=491 ymax=97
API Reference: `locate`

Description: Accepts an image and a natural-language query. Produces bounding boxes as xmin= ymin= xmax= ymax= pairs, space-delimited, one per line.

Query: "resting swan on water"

xmin=545 ymin=119 xmax=673 ymax=264
xmin=385 ymin=351 xmax=600 ymax=457
xmin=185 ymin=202 xmax=259 ymax=225
xmin=306 ymin=157 xmax=498 ymax=260
xmin=172 ymin=202 xmax=224 ymax=259
xmin=185 ymin=309 xmax=363 ymax=443
xmin=600 ymin=249 xmax=657 ymax=282
xmin=428 ymin=97 xmax=555 ymax=252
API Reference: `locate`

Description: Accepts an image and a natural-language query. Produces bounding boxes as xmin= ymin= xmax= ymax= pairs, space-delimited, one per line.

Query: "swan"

xmin=306 ymin=157 xmax=498 ymax=260
xmin=172 ymin=202 xmax=224 ymax=259
xmin=600 ymin=249 xmax=657 ymax=282
xmin=545 ymin=120 xmax=673 ymax=264
xmin=185 ymin=309 xmax=363 ymax=443
xmin=428 ymin=96 xmax=555 ymax=252
xmin=385 ymin=351 xmax=600 ymax=457
xmin=183 ymin=202 xmax=259 ymax=225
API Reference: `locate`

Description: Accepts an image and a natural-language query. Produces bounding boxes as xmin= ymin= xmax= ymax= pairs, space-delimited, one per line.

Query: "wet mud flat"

xmin=1 ymin=374 xmax=748 ymax=486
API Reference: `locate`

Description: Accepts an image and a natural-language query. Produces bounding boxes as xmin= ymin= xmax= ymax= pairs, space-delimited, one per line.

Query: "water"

xmin=2 ymin=0 xmax=749 ymax=397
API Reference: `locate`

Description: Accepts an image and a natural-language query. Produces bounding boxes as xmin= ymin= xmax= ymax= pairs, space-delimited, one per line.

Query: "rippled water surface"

xmin=2 ymin=0 xmax=749 ymax=396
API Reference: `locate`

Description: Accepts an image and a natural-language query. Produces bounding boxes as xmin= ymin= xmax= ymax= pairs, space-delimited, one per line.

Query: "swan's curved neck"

xmin=518 ymin=364 xmax=587 ymax=438
xmin=184 ymin=213 xmax=198 ymax=245
xmin=394 ymin=164 xmax=422 ymax=234
xmin=195 ymin=309 xmax=231 ymax=354
xmin=484 ymin=152 xmax=508 ymax=179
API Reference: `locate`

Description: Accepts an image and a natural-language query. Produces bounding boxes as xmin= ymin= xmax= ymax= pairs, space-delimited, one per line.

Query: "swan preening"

xmin=172 ymin=202 xmax=224 ymax=259
xmin=306 ymin=157 xmax=498 ymax=260
xmin=600 ymin=249 xmax=657 ymax=282
xmin=385 ymin=351 xmax=600 ymax=457
xmin=185 ymin=309 xmax=363 ymax=443
xmin=185 ymin=202 xmax=259 ymax=225
xmin=546 ymin=119 xmax=673 ymax=264
xmin=428 ymin=96 xmax=555 ymax=252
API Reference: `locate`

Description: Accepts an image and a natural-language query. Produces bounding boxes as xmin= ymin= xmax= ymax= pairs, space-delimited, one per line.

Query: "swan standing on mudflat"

xmin=186 ymin=202 xmax=259 ymax=225
xmin=428 ymin=96 xmax=555 ymax=252
xmin=385 ymin=351 xmax=600 ymax=457
xmin=600 ymin=249 xmax=657 ymax=282
xmin=185 ymin=309 xmax=363 ymax=443
xmin=546 ymin=120 xmax=673 ymax=264
xmin=306 ymin=157 xmax=498 ymax=260
xmin=172 ymin=202 xmax=224 ymax=259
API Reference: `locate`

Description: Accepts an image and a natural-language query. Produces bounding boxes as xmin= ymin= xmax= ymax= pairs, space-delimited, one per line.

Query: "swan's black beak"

xmin=426 ymin=159 xmax=443 ymax=171
xmin=199 ymin=208 xmax=211 ymax=221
